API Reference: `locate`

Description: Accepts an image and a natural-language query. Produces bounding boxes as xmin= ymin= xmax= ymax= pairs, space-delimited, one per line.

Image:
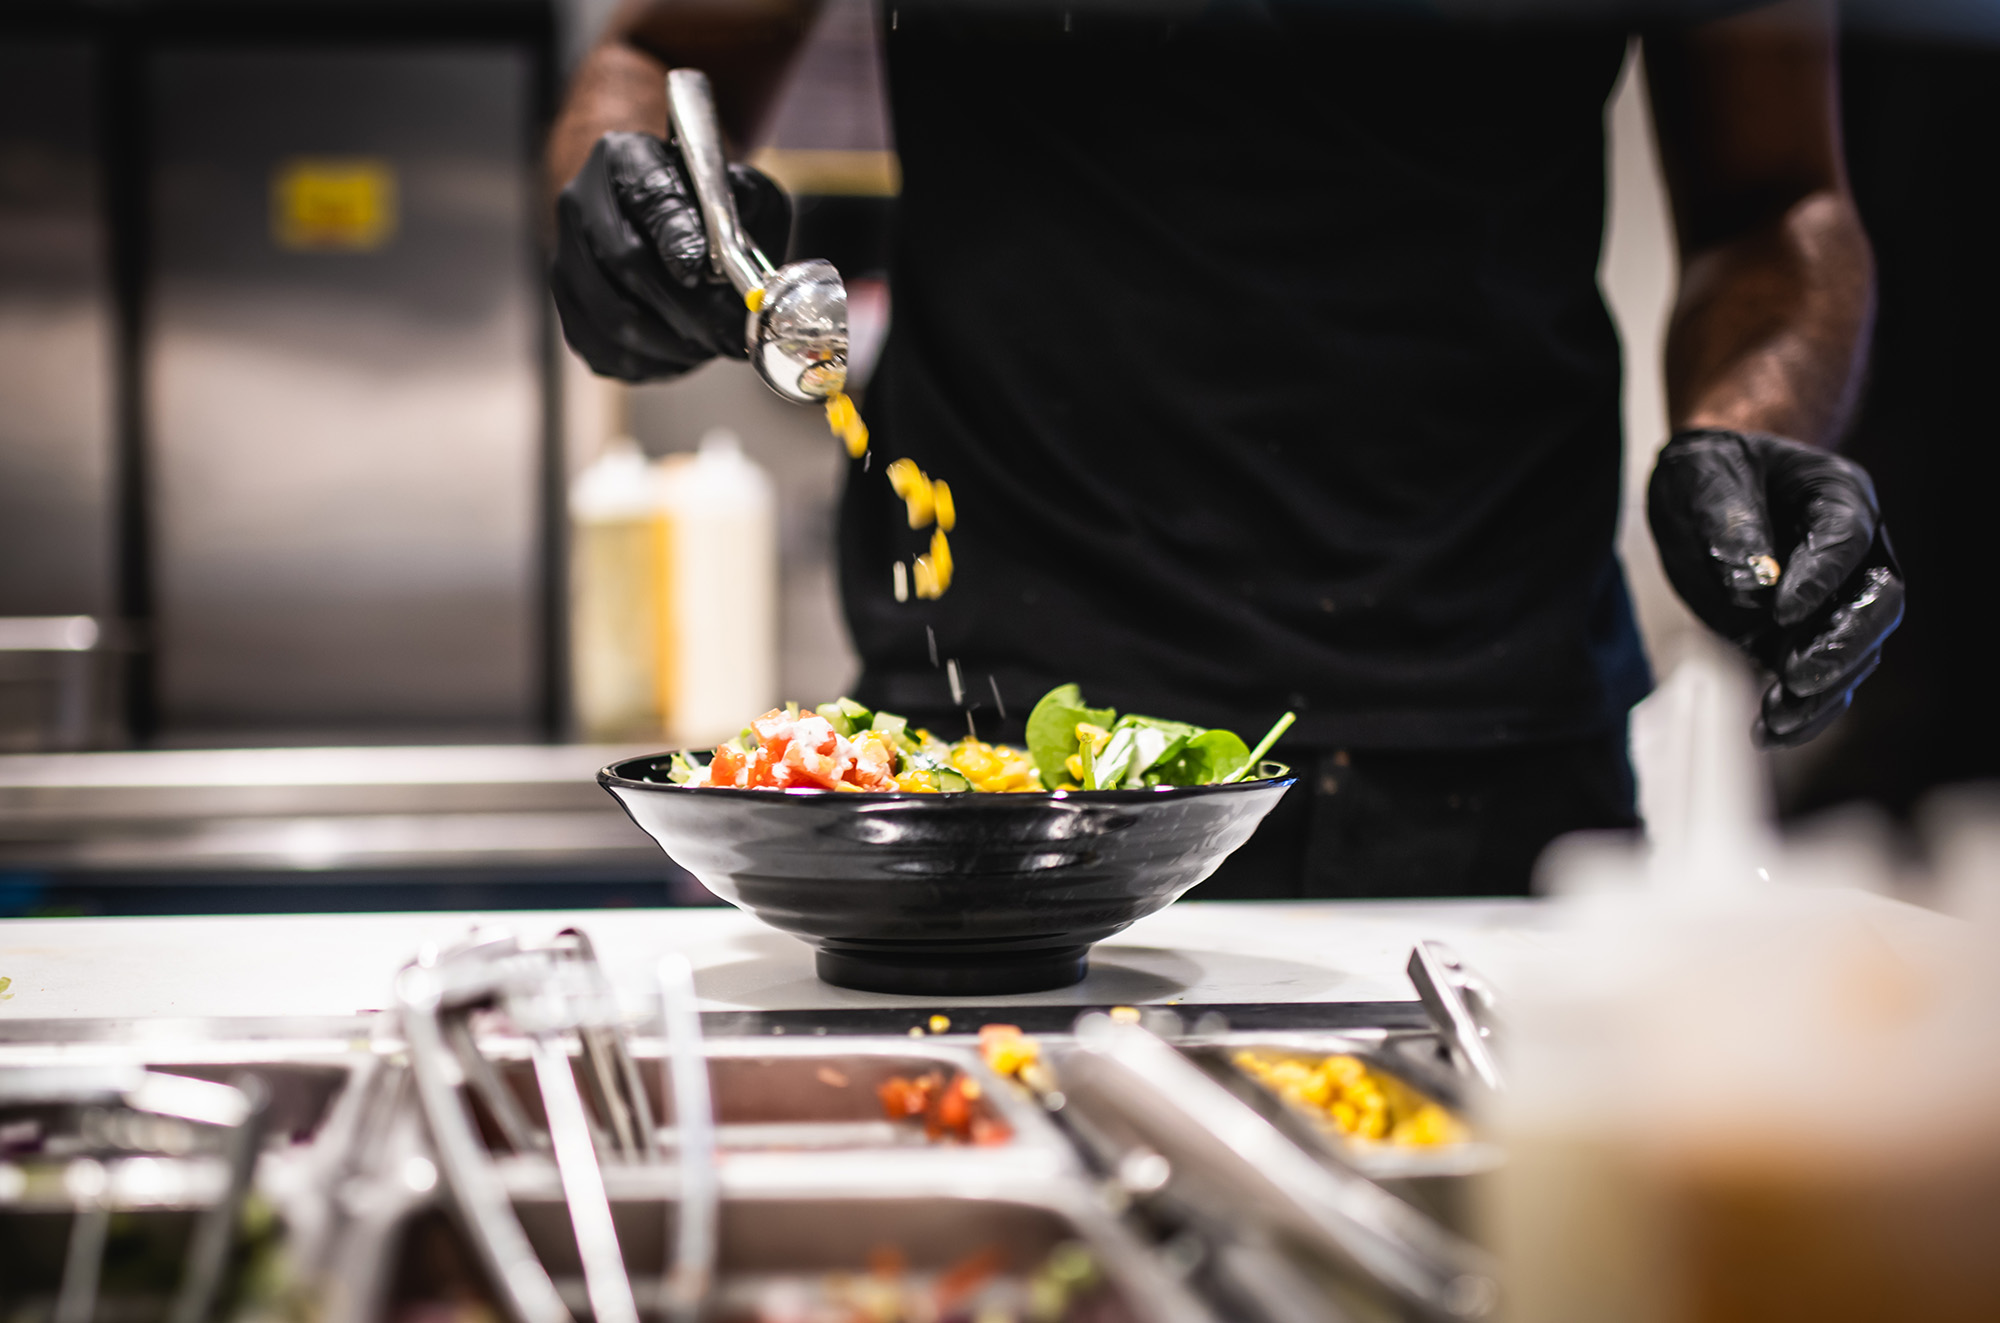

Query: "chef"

xmin=547 ymin=0 xmax=1901 ymax=898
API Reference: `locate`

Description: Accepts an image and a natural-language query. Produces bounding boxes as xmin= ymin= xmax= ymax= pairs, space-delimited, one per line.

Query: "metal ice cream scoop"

xmin=665 ymin=68 xmax=847 ymax=404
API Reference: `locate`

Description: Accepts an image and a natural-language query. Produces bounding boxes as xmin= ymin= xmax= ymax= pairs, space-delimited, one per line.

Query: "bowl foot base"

xmin=815 ymin=945 xmax=1090 ymax=996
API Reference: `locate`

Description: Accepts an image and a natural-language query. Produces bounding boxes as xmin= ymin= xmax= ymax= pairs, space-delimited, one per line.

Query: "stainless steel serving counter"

xmin=0 ymin=888 xmax=1965 ymax=1323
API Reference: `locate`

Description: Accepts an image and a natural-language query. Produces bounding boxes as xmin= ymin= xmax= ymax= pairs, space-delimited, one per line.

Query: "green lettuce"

xmin=1024 ymin=684 xmax=1292 ymax=789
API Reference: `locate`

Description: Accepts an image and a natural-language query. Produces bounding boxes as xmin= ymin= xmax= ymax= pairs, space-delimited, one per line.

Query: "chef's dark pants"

xmin=1190 ymin=730 xmax=1640 ymax=900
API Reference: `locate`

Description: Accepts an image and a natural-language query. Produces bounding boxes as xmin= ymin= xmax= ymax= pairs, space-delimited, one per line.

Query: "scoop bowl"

xmin=599 ymin=756 xmax=1295 ymax=996
xmin=752 ymin=259 xmax=848 ymax=403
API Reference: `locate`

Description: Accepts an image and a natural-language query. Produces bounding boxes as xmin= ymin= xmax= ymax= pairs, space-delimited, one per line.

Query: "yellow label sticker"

xmin=272 ymin=158 xmax=397 ymax=251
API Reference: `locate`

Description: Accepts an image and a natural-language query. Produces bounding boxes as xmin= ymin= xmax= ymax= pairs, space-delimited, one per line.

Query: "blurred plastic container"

xmin=655 ymin=428 xmax=778 ymax=747
xmin=1489 ymin=646 xmax=2000 ymax=1321
xmin=568 ymin=431 xmax=777 ymax=746
xmin=570 ymin=437 xmax=664 ymax=741
xmin=1487 ymin=866 xmax=2000 ymax=1322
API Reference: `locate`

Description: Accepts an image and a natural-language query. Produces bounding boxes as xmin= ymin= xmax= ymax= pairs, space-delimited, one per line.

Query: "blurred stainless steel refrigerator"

xmin=0 ymin=2 xmax=561 ymax=748
xmin=0 ymin=39 xmax=121 ymax=749
xmin=149 ymin=42 xmax=551 ymax=742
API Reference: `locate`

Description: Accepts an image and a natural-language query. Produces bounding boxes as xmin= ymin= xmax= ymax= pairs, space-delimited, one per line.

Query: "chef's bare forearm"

xmin=547 ymin=0 xmax=820 ymax=203
xmin=1646 ymin=0 xmax=1874 ymax=447
xmin=1662 ymin=190 xmax=1872 ymax=445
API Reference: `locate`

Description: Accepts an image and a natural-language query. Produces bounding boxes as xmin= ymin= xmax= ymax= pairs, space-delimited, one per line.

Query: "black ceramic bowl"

xmin=599 ymin=754 xmax=1295 ymax=996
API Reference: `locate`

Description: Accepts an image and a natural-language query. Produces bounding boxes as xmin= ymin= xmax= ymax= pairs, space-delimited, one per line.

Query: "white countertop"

xmin=0 ymin=899 xmax=1562 ymax=1022
xmin=1 ymin=889 xmax=1953 ymax=1026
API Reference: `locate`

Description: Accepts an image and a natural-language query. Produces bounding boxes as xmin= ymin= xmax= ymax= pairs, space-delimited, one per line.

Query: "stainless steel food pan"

xmin=373 ymin=1183 xmax=1218 ymax=1323
xmin=461 ymin=1034 xmax=1075 ymax=1160
xmin=1057 ymin=1016 xmax=1500 ymax=1322
xmin=1183 ymin=1032 xmax=1500 ymax=1178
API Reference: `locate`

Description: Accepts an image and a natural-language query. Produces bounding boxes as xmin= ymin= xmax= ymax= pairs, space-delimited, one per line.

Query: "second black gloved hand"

xmin=1648 ymin=428 xmax=1905 ymax=748
xmin=552 ymin=131 xmax=792 ymax=382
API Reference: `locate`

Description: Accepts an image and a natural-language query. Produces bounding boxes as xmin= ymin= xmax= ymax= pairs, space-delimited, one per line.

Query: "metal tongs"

xmin=665 ymin=68 xmax=847 ymax=405
xmin=0 ymin=1065 xmax=267 ymax=1323
xmin=394 ymin=929 xmax=717 ymax=1323
xmin=1405 ymin=942 xmax=1504 ymax=1094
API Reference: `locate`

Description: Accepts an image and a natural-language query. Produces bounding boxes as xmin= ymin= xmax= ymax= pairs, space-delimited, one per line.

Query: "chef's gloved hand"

xmin=552 ymin=131 xmax=792 ymax=382
xmin=1648 ymin=427 xmax=1905 ymax=748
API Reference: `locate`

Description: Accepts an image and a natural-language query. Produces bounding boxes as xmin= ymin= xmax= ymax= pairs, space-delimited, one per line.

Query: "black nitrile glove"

xmin=1648 ymin=427 xmax=1905 ymax=748
xmin=552 ymin=131 xmax=792 ymax=382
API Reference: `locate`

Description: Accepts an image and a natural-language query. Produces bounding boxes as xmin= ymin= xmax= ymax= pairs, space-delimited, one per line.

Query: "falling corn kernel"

xmin=887 ymin=458 xmax=935 ymax=529
xmin=893 ymin=560 xmax=909 ymax=602
xmin=880 ymin=457 xmax=958 ymax=603
xmin=929 ymin=1014 xmax=952 ymax=1034
xmin=745 ymin=286 xmax=765 ymax=312
xmin=825 ymin=392 xmax=868 ymax=459
xmin=1109 ymin=1006 xmax=1142 ymax=1024
xmin=930 ymin=528 xmax=954 ymax=592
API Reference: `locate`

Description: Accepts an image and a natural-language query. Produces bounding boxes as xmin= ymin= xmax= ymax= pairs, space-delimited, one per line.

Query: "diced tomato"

xmin=848 ymin=735 xmax=897 ymax=789
xmin=782 ymin=738 xmax=845 ymax=789
xmin=931 ymin=1075 xmax=976 ymax=1140
xmin=708 ymin=744 xmax=744 ymax=786
xmin=978 ymin=1023 xmax=1023 ymax=1052
xmin=749 ymin=713 xmax=792 ymax=764
xmin=878 ymin=1072 xmax=938 ymax=1120
xmin=745 ymin=745 xmax=781 ymax=788
xmin=844 ymin=761 xmax=895 ymax=791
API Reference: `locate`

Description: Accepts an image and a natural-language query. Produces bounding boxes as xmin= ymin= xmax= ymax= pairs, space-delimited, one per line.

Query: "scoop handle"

xmin=665 ymin=68 xmax=773 ymax=300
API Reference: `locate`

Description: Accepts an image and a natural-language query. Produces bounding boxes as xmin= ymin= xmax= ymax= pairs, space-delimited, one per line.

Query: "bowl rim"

xmin=597 ymin=751 xmax=1296 ymax=802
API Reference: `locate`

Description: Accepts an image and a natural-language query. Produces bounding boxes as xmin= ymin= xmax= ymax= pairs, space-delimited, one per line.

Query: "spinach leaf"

xmin=1146 ymin=728 xmax=1250 ymax=786
xmin=1025 ymin=684 xmax=1116 ymax=789
xmin=1094 ymin=715 xmax=1198 ymax=789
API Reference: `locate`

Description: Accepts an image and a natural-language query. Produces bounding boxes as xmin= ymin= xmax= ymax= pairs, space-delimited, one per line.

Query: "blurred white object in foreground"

xmin=1491 ymin=661 xmax=2000 ymax=1320
xmin=1627 ymin=639 xmax=1773 ymax=890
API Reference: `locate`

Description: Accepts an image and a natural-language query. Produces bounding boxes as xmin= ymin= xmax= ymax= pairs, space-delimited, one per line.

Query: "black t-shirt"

xmin=839 ymin=1 xmax=1653 ymax=748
